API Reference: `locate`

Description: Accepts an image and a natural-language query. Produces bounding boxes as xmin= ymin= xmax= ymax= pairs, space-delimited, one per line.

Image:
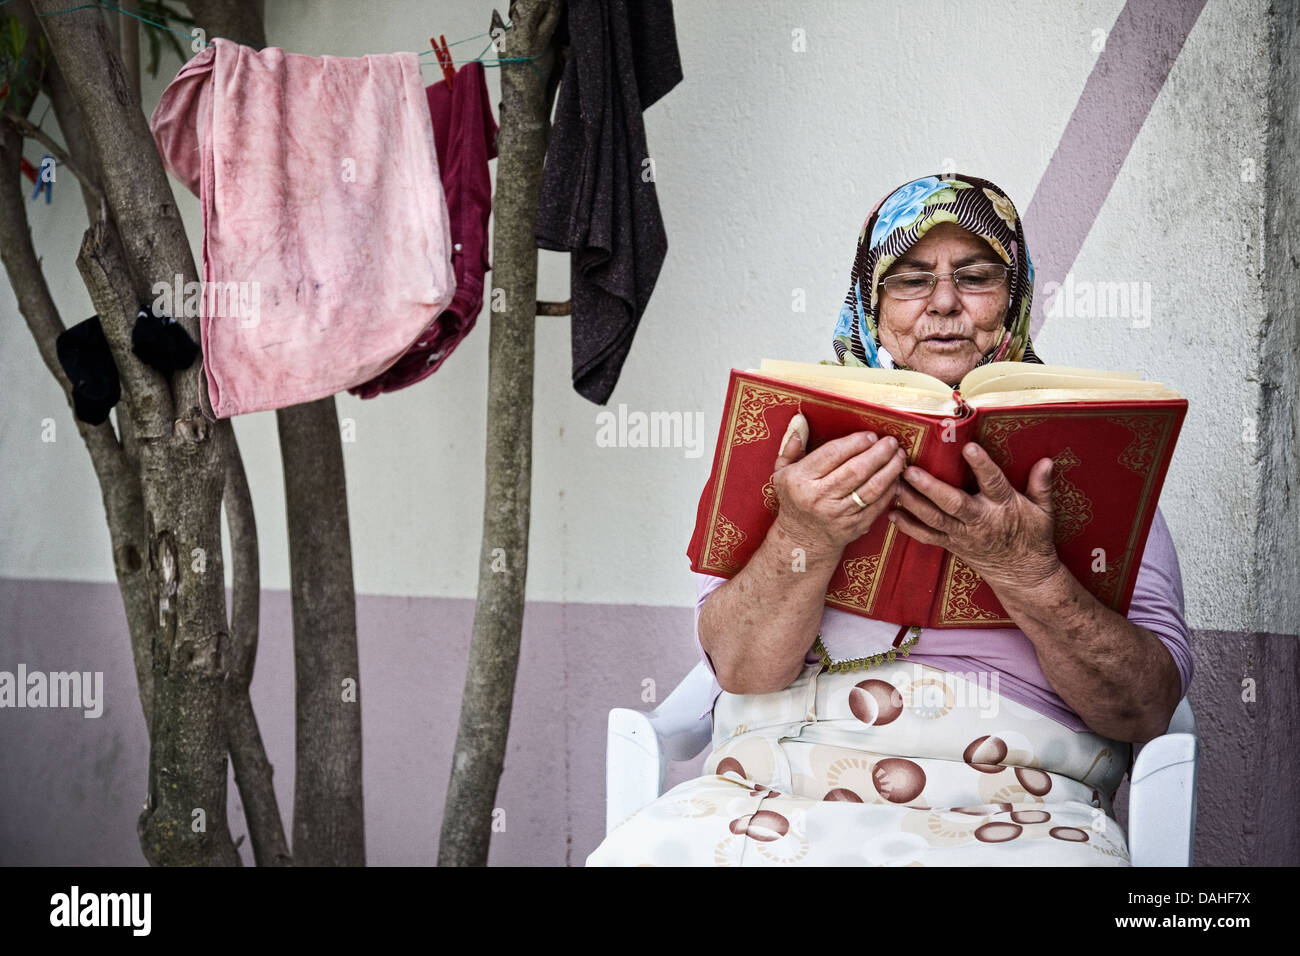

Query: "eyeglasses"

xmin=879 ymin=263 xmax=1010 ymax=300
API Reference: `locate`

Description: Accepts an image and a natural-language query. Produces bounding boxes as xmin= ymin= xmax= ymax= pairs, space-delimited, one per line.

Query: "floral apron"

xmin=588 ymin=661 xmax=1131 ymax=866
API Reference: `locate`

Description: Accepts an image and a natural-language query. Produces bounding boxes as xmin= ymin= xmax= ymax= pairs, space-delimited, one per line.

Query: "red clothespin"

xmin=430 ymin=34 xmax=455 ymax=89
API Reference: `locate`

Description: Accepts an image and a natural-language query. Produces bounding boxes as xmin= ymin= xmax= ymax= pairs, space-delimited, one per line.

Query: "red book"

xmin=687 ymin=360 xmax=1188 ymax=628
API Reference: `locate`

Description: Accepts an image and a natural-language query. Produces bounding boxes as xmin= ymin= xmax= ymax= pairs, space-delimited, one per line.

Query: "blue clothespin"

xmin=31 ymin=154 xmax=54 ymax=205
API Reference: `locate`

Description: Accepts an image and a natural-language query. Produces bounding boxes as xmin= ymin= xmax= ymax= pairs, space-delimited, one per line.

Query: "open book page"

xmin=961 ymin=365 xmax=1182 ymax=407
xmin=969 ymin=385 xmax=1184 ymax=408
xmin=957 ymin=361 xmax=1142 ymax=394
xmin=757 ymin=358 xmax=953 ymax=396
xmin=750 ymin=369 xmax=956 ymax=415
xmin=754 ymin=359 xmax=958 ymax=415
xmin=753 ymin=358 xmax=1181 ymax=412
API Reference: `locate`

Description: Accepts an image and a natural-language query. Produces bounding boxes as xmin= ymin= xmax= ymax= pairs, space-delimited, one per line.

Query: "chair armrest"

xmin=605 ymin=662 xmax=715 ymax=836
xmin=1127 ymin=696 xmax=1199 ymax=866
xmin=605 ymin=707 xmax=662 ymax=837
xmin=1164 ymin=695 xmax=1196 ymax=736
xmin=646 ymin=661 xmax=717 ymax=761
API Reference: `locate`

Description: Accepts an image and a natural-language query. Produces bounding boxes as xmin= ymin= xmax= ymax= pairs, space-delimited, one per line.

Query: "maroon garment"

xmin=350 ymin=61 xmax=498 ymax=398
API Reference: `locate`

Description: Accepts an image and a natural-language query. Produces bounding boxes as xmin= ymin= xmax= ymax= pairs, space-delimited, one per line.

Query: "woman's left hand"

xmin=887 ymin=442 xmax=1061 ymax=594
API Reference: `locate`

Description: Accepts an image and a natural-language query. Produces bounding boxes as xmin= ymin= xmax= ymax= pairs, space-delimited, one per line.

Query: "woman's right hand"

xmin=770 ymin=413 xmax=909 ymax=555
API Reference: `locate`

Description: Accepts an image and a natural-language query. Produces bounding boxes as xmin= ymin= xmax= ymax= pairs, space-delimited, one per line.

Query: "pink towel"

xmin=150 ymin=39 xmax=456 ymax=418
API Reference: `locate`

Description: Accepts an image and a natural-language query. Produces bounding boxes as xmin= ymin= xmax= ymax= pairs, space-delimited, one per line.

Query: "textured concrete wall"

xmin=1258 ymin=1 xmax=1300 ymax=636
xmin=0 ymin=0 xmax=1295 ymax=865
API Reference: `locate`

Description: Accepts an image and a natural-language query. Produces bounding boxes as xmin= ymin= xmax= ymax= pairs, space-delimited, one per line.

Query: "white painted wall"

xmin=0 ymin=0 xmax=1279 ymax=637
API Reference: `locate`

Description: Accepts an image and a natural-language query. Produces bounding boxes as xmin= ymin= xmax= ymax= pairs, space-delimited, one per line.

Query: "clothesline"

xmin=25 ymin=0 xmax=683 ymax=410
xmin=2 ymin=0 xmax=545 ymax=71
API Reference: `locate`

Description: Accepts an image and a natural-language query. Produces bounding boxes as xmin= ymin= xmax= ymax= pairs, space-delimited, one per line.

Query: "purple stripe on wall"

xmin=0 ymin=577 xmax=1294 ymax=865
xmin=1024 ymin=0 xmax=1207 ymax=339
xmin=0 ymin=578 xmax=705 ymax=866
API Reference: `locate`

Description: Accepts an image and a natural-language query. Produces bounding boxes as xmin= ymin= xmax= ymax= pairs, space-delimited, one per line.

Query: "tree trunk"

xmin=438 ymin=0 xmax=563 ymax=867
xmin=29 ymin=0 xmax=240 ymax=865
xmin=180 ymin=0 xmax=367 ymax=866
xmin=179 ymin=0 xmax=364 ymax=866
xmin=277 ymin=401 xmax=365 ymax=866
xmin=165 ymin=0 xmax=295 ymax=867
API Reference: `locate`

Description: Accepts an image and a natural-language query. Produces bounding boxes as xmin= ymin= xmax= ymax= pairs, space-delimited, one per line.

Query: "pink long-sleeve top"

xmin=692 ymin=506 xmax=1194 ymax=732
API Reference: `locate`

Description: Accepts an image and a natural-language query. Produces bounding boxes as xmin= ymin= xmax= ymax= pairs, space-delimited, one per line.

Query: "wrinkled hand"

xmin=770 ymin=413 xmax=909 ymax=555
xmin=888 ymin=442 xmax=1061 ymax=593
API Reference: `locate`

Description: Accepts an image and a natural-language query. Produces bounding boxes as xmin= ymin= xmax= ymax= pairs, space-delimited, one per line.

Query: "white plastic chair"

xmin=605 ymin=661 xmax=1198 ymax=866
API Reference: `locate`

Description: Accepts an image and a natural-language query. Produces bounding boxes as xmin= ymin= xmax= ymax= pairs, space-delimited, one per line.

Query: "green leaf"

xmin=153 ymin=2 xmax=198 ymax=27
xmin=161 ymin=32 xmax=185 ymax=74
xmin=146 ymin=28 xmax=161 ymax=77
xmin=131 ymin=0 xmax=197 ymax=74
xmin=9 ymin=16 xmax=26 ymax=54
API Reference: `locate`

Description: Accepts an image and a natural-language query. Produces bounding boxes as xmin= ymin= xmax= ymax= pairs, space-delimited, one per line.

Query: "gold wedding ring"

xmin=850 ymin=490 xmax=868 ymax=510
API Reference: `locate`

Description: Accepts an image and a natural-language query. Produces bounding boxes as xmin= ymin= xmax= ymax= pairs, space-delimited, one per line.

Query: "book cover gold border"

xmin=699 ymin=374 xmax=926 ymax=616
xmin=936 ymin=406 xmax=1179 ymax=626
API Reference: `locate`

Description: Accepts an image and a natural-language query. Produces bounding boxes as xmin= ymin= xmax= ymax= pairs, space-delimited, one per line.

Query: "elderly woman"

xmin=587 ymin=174 xmax=1193 ymax=866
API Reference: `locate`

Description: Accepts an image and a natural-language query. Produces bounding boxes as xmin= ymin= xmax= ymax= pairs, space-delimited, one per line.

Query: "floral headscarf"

xmin=831 ymin=174 xmax=1043 ymax=379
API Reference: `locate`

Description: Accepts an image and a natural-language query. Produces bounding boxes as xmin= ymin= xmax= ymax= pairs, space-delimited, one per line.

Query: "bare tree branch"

xmin=3 ymin=111 xmax=106 ymax=204
xmin=76 ymin=219 xmax=172 ymax=435
xmin=119 ymin=1 xmax=140 ymax=105
xmin=217 ymin=417 xmax=291 ymax=865
xmin=43 ymin=56 xmax=107 ymax=221
xmin=72 ymin=220 xmax=165 ymax=728
xmin=0 ymin=26 xmax=157 ymax=734
xmin=536 ymin=299 xmax=571 ymax=315
xmin=8 ymin=0 xmax=104 ymax=221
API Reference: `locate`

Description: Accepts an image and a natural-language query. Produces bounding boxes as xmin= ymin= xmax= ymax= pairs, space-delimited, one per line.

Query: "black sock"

xmin=132 ymin=303 xmax=199 ymax=373
xmin=56 ymin=316 xmax=121 ymax=426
